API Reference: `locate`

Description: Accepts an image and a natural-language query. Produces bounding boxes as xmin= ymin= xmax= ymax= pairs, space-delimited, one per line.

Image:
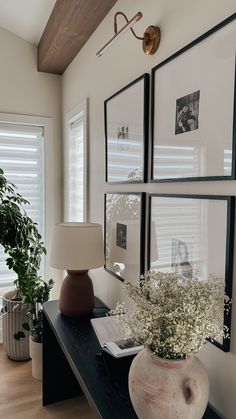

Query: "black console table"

xmin=43 ymin=298 xmax=221 ymax=419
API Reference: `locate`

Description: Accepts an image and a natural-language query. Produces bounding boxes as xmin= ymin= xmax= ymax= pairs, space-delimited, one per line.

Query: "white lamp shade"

xmin=50 ymin=222 xmax=104 ymax=270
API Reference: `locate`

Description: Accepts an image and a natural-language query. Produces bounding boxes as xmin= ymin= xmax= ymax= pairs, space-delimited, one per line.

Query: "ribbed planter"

xmin=29 ymin=337 xmax=42 ymax=380
xmin=2 ymin=290 xmax=30 ymax=361
xmin=129 ymin=347 xmax=209 ymax=419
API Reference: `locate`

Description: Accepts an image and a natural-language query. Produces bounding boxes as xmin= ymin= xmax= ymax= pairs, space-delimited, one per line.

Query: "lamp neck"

xmin=67 ymin=270 xmax=89 ymax=275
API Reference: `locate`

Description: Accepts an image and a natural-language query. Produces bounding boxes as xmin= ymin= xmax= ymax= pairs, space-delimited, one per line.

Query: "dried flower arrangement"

xmin=111 ymin=271 xmax=230 ymax=359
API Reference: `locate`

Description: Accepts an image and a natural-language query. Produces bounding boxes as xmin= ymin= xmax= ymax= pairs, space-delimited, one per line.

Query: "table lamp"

xmin=50 ymin=222 xmax=104 ymax=317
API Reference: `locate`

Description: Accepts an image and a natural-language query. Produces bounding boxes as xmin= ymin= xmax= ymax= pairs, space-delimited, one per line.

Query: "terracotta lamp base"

xmin=59 ymin=270 xmax=95 ymax=317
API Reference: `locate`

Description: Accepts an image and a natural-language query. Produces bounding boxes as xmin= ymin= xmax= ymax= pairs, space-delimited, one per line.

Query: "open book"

xmin=91 ymin=316 xmax=143 ymax=358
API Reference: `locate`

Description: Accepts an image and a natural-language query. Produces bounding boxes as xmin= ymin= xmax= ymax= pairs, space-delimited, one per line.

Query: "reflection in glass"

xmin=153 ymin=144 xmax=201 ymax=180
xmin=105 ymin=193 xmax=141 ymax=283
xmin=150 ymin=196 xmax=227 ymax=282
xmin=106 ymin=75 xmax=147 ymax=182
xmin=107 ymin=129 xmax=143 ymax=181
xmin=224 ymin=148 xmax=232 ymax=176
xmin=149 ymin=195 xmax=231 ymax=347
xmin=153 ymin=144 xmax=233 ymax=180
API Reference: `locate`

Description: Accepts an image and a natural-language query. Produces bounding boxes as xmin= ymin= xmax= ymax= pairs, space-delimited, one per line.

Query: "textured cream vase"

xmin=129 ymin=347 xmax=209 ymax=419
xmin=2 ymin=290 xmax=30 ymax=361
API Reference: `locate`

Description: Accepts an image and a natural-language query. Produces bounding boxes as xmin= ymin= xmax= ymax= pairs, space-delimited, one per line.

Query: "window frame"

xmin=0 ymin=112 xmax=51 ymax=286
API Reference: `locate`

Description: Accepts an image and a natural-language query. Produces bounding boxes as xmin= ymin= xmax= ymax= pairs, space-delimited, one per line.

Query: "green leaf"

xmin=14 ymin=331 xmax=26 ymax=340
xmin=22 ymin=322 xmax=30 ymax=331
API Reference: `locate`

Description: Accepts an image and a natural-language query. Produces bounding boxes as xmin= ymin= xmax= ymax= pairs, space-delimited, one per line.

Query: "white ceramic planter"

xmin=2 ymin=290 xmax=30 ymax=361
xmin=29 ymin=337 xmax=42 ymax=380
xmin=129 ymin=347 xmax=209 ymax=419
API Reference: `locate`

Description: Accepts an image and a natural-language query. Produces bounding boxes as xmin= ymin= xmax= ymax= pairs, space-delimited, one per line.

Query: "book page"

xmin=91 ymin=316 xmax=125 ymax=346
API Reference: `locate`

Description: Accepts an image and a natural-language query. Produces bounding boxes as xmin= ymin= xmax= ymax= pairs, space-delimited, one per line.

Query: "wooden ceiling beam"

xmin=37 ymin=0 xmax=117 ymax=74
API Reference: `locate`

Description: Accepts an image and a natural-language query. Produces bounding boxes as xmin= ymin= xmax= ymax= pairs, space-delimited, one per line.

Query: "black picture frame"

xmin=147 ymin=193 xmax=235 ymax=352
xmin=105 ymin=74 xmax=149 ymax=184
xmin=104 ymin=192 xmax=146 ymax=282
xmin=151 ymin=13 xmax=236 ymax=182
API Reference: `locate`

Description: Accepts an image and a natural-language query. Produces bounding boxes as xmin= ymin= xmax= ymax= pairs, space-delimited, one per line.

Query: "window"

xmin=64 ymin=100 xmax=87 ymax=222
xmin=0 ymin=122 xmax=44 ymax=286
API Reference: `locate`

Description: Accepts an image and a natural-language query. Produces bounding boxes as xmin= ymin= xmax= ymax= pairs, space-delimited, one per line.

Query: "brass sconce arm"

xmin=96 ymin=11 xmax=161 ymax=57
xmin=114 ymin=11 xmax=144 ymax=41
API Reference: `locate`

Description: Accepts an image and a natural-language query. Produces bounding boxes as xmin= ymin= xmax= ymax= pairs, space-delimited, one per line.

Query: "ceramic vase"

xmin=2 ymin=290 xmax=30 ymax=361
xmin=29 ymin=337 xmax=42 ymax=380
xmin=129 ymin=347 xmax=209 ymax=419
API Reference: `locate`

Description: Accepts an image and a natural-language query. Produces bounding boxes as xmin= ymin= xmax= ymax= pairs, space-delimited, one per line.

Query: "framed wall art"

xmin=105 ymin=74 xmax=149 ymax=183
xmin=104 ymin=192 xmax=145 ymax=283
xmin=151 ymin=13 xmax=236 ymax=182
xmin=147 ymin=193 xmax=235 ymax=352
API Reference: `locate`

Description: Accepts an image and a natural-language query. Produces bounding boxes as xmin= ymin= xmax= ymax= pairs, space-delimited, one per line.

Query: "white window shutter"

xmin=64 ymin=101 xmax=87 ymax=223
xmin=68 ymin=114 xmax=84 ymax=221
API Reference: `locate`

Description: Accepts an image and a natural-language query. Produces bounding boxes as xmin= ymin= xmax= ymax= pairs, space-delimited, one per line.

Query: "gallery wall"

xmin=0 ymin=27 xmax=63 ymax=298
xmin=62 ymin=0 xmax=236 ymax=417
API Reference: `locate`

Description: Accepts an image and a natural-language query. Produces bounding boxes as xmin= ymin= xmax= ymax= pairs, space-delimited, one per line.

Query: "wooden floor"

xmin=0 ymin=345 xmax=96 ymax=419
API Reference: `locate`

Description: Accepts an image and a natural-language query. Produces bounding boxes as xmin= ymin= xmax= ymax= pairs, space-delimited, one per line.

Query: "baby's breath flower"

xmin=111 ymin=271 xmax=230 ymax=359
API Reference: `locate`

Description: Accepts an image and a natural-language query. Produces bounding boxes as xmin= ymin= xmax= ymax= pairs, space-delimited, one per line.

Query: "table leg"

xmin=43 ymin=312 xmax=83 ymax=406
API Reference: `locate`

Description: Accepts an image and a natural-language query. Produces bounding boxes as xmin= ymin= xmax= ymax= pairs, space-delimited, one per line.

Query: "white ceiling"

xmin=0 ymin=0 xmax=56 ymax=45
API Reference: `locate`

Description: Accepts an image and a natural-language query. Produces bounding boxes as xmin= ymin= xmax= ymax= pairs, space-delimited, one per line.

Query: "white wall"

xmin=0 ymin=27 xmax=63 ymax=298
xmin=62 ymin=1 xmax=236 ymax=417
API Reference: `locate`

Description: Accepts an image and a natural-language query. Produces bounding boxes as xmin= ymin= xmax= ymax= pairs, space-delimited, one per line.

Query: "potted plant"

xmin=14 ymin=276 xmax=54 ymax=379
xmin=112 ymin=271 xmax=230 ymax=419
xmin=0 ymin=168 xmax=47 ymax=360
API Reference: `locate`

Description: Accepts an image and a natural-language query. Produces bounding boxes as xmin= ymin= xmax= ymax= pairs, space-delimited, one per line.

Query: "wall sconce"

xmin=97 ymin=11 xmax=161 ymax=57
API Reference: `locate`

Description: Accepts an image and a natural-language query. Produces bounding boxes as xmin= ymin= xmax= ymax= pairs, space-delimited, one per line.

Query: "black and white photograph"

xmin=116 ymin=223 xmax=127 ymax=249
xmin=175 ymin=91 xmax=200 ymax=135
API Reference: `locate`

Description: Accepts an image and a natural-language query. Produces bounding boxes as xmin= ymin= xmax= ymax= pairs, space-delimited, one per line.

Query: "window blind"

xmin=68 ymin=113 xmax=84 ymax=221
xmin=0 ymin=123 xmax=44 ymax=286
